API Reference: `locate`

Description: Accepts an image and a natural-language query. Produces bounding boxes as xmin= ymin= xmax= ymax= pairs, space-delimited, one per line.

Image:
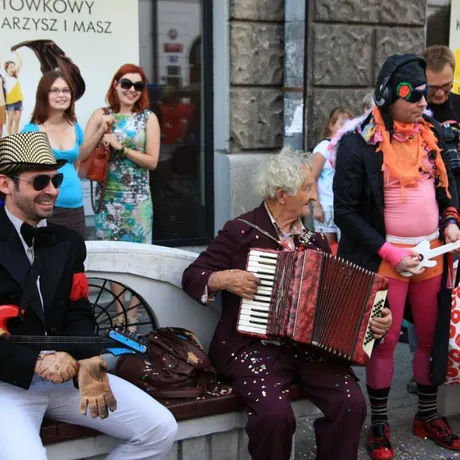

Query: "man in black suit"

xmin=0 ymin=132 xmax=177 ymax=459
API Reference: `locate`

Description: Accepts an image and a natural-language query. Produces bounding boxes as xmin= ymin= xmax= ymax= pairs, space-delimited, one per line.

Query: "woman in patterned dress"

xmin=81 ymin=63 xmax=160 ymax=326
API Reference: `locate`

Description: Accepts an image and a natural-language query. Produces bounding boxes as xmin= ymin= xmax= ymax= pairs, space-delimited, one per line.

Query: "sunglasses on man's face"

xmin=118 ymin=78 xmax=145 ymax=92
xmin=396 ymin=82 xmax=428 ymax=104
xmin=13 ymin=173 xmax=64 ymax=191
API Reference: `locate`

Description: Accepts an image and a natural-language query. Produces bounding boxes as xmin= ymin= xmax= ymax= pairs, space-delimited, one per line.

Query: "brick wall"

xmin=228 ymin=0 xmax=285 ymax=152
xmin=305 ymin=0 xmax=427 ymax=147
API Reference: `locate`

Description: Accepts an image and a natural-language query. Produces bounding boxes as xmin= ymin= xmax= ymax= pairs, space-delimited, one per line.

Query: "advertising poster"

xmin=450 ymin=1 xmax=460 ymax=95
xmin=0 ymin=0 xmax=140 ymax=215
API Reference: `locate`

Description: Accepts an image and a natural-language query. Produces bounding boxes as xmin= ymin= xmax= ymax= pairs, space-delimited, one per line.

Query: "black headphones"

xmin=374 ymin=55 xmax=427 ymax=110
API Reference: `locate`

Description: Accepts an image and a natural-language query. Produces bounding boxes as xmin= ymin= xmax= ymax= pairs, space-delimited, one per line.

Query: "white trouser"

xmin=0 ymin=374 xmax=178 ymax=460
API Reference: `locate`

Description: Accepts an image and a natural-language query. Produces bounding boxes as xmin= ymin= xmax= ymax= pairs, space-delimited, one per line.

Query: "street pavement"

xmin=295 ymin=343 xmax=460 ymax=460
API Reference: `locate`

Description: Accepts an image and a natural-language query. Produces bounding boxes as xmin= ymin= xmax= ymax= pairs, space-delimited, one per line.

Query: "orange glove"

xmin=78 ymin=356 xmax=117 ymax=419
xmin=35 ymin=352 xmax=79 ymax=383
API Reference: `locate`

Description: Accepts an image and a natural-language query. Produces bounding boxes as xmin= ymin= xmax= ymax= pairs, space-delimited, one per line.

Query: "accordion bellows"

xmin=238 ymin=248 xmax=389 ymax=366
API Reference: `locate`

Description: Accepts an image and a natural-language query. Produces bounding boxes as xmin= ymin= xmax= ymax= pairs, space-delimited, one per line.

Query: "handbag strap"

xmin=90 ymin=179 xmax=106 ymax=214
xmin=91 ymin=107 xmax=111 ymax=214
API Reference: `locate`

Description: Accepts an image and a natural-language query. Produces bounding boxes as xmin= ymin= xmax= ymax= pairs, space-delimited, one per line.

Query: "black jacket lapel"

xmin=363 ymin=145 xmax=385 ymax=216
xmin=38 ymin=239 xmax=70 ymax=311
xmin=0 ymin=209 xmax=30 ymax=289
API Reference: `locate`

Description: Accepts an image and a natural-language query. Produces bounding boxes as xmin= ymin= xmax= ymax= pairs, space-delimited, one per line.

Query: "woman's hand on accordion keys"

xmin=370 ymin=307 xmax=392 ymax=339
xmin=208 ymin=269 xmax=261 ymax=300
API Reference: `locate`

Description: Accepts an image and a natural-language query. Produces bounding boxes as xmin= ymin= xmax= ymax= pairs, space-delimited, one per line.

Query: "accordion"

xmin=237 ymin=248 xmax=389 ymax=366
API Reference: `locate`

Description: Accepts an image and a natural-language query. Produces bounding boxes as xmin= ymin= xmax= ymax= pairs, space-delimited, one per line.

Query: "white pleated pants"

xmin=0 ymin=374 xmax=177 ymax=460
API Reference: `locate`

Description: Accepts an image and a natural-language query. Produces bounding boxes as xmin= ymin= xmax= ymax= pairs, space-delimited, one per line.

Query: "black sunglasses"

xmin=405 ymin=87 xmax=428 ymax=103
xmin=119 ymin=78 xmax=145 ymax=92
xmin=13 ymin=173 xmax=64 ymax=191
xmin=396 ymin=82 xmax=428 ymax=103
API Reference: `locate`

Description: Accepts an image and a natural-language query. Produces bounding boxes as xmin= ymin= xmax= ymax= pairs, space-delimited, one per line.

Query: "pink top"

xmin=384 ymin=155 xmax=439 ymax=237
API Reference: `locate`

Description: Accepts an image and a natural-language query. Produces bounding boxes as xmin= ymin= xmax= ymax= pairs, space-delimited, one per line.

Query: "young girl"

xmin=2 ymin=51 xmax=23 ymax=134
xmin=312 ymin=107 xmax=353 ymax=245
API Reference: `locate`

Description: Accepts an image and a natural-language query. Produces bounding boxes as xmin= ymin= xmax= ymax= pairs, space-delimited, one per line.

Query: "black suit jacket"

xmin=0 ymin=207 xmax=96 ymax=389
xmin=333 ymin=115 xmax=458 ymax=273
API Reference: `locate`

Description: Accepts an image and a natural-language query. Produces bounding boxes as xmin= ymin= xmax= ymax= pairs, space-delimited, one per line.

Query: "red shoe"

xmin=367 ymin=424 xmax=394 ymax=460
xmin=413 ymin=415 xmax=460 ymax=451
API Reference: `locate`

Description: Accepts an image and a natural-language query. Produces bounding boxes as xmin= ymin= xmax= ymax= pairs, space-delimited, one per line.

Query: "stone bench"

xmin=42 ymin=242 xmax=320 ymax=460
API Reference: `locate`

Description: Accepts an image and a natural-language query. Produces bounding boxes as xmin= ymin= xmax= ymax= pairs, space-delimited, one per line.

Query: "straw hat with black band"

xmin=0 ymin=131 xmax=67 ymax=175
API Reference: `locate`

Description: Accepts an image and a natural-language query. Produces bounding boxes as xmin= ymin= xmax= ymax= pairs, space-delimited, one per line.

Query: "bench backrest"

xmin=85 ymin=241 xmax=220 ymax=352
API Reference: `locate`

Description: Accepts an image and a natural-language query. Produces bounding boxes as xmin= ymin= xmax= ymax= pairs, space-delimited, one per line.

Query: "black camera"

xmin=442 ymin=123 xmax=460 ymax=173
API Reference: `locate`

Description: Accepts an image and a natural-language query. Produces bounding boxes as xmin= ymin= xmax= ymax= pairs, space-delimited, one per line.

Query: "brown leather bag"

xmin=115 ymin=328 xmax=215 ymax=399
xmin=78 ymin=107 xmax=112 ymax=213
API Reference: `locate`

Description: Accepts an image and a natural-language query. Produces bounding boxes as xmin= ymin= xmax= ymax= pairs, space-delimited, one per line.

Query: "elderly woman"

xmin=182 ymin=147 xmax=392 ymax=460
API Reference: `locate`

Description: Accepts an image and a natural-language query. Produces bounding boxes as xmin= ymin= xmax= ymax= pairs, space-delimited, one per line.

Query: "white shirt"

xmin=313 ymin=139 xmax=335 ymax=206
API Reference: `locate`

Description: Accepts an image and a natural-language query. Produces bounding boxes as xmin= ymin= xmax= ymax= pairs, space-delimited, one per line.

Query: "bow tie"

xmin=20 ymin=222 xmax=54 ymax=249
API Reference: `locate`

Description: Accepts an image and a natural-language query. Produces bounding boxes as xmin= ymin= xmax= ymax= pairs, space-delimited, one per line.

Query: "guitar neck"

xmin=8 ymin=335 xmax=117 ymax=353
xmin=427 ymin=240 xmax=460 ymax=259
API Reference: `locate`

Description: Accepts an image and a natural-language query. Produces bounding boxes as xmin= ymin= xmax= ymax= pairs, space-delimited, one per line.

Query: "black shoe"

xmin=406 ymin=376 xmax=417 ymax=395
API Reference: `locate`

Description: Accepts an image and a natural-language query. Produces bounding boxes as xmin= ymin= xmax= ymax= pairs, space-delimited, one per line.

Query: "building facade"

xmin=0 ymin=0 xmax=453 ymax=246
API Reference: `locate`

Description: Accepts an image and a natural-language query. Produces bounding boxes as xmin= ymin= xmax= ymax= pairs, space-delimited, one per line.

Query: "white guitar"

xmin=400 ymin=239 xmax=460 ymax=277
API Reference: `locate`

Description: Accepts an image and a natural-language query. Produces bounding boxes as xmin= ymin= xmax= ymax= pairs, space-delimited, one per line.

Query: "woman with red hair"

xmin=81 ymin=63 xmax=160 ymax=243
xmin=81 ymin=64 xmax=160 ymax=328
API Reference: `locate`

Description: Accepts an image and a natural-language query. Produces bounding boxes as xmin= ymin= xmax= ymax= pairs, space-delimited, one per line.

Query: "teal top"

xmin=21 ymin=122 xmax=84 ymax=208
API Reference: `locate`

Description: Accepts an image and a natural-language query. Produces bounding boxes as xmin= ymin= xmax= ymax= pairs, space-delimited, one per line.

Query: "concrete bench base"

xmin=46 ymin=399 xmax=319 ymax=459
xmin=42 ymin=242 xmax=321 ymax=459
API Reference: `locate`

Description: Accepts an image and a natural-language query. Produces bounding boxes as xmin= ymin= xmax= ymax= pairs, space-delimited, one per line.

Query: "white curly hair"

xmin=254 ymin=146 xmax=312 ymax=200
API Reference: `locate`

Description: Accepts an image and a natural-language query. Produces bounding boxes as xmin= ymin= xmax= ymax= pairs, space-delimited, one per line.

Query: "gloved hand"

xmin=78 ymin=356 xmax=117 ymax=419
xmin=35 ymin=352 xmax=79 ymax=383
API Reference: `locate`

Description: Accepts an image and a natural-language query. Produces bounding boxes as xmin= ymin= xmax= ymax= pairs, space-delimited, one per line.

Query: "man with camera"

xmin=423 ymin=46 xmax=460 ymax=192
xmin=403 ymin=46 xmax=460 ymax=398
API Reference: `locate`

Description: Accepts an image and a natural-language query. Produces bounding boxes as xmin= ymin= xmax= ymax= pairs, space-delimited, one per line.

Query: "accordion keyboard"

xmin=238 ymin=250 xmax=278 ymax=335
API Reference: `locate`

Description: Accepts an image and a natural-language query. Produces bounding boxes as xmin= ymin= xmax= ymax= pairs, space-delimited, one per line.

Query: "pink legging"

xmin=366 ymin=275 xmax=442 ymax=389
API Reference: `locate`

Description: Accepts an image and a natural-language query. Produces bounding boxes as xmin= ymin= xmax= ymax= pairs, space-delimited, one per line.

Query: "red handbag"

xmin=78 ymin=107 xmax=112 ymax=213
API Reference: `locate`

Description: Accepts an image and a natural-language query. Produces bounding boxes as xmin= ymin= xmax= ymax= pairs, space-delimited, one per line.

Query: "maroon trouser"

xmin=226 ymin=342 xmax=366 ymax=460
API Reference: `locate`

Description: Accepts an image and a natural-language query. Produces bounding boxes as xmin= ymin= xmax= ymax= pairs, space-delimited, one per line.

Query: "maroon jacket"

xmin=182 ymin=202 xmax=331 ymax=377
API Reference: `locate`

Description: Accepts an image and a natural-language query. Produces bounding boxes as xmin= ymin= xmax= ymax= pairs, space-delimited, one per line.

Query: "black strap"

xmin=237 ymin=218 xmax=281 ymax=245
xmin=455 ymin=257 xmax=460 ymax=288
xmin=423 ymin=113 xmax=446 ymax=146
xmin=91 ymin=107 xmax=111 ymax=214
xmin=90 ymin=179 xmax=106 ymax=214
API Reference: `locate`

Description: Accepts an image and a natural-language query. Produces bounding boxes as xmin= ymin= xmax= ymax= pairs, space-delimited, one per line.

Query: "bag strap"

xmin=90 ymin=179 xmax=107 ymax=214
xmin=91 ymin=107 xmax=111 ymax=214
xmin=237 ymin=218 xmax=281 ymax=245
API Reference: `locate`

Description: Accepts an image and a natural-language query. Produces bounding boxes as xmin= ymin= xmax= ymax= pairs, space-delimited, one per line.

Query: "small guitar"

xmin=0 ymin=304 xmax=147 ymax=356
xmin=400 ymin=240 xmax=460 ymax=277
